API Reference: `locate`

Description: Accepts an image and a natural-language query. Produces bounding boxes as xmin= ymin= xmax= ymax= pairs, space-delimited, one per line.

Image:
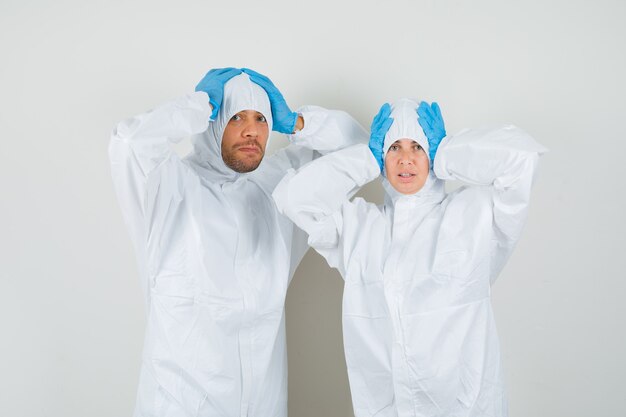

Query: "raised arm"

xmin=273 ymin=142 xmax=380 ymax=273
xmin=291 ymin=104 xmax=368 ymax=151
xmin=257 ymin=105 xmax=371 ymax=272
xmin=434 ymin=125 xmax=547 ymax=281
xmin=109 ymin=68 xmax=241 ymax=246
xmin=109 ymin=92 xmax=210 ymax=236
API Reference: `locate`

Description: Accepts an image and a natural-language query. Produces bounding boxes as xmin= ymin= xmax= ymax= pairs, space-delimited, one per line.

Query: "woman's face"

xmin=384 ymin=139 xmax=430 ymax=195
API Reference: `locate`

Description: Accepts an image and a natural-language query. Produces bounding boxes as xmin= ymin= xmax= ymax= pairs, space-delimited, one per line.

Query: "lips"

xmin=238 ymin=146 xmax=260 ymax=153
xmin=236 ymin=143 xmax=261 ymax=154
xmin=397 ymin=172 xmax=416 ymax=183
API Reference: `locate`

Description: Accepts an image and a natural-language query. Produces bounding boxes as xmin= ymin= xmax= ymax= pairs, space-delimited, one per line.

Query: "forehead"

xmin=233 ymin=109 xmax=266 ymax=117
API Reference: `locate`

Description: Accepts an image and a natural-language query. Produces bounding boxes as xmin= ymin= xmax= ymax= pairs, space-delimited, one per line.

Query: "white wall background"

xmin=1 ymin=0 xmax=624 ymax=416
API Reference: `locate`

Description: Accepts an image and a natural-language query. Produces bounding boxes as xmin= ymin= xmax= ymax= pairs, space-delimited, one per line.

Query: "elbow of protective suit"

xmin=433 ymin=125 xmax=547 ymax=189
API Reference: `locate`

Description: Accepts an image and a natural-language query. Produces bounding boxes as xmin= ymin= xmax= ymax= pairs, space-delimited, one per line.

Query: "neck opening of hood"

xmin=187 ymin=73 xmax=273 ymax=184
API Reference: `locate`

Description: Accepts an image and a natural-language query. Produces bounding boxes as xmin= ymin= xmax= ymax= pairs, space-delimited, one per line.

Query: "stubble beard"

xmin=222 ymin=142 xmax=265 ymax=173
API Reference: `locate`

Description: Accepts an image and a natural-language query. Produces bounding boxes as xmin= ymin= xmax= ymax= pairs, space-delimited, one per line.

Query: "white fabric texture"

xmin=273 ymin=101 xmax=547 ymax=417
xmin=109 ymin=74 xmax=368 ymax=417
xmin=383 ymin=98 xmax=428 ymax=155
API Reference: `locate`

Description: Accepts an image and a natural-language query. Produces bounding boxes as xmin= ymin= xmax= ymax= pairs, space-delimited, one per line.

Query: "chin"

xmin=392 ymin=182 xmax=425 ymax=195
xmin=225 ymin=156 xmax=264 ymax=173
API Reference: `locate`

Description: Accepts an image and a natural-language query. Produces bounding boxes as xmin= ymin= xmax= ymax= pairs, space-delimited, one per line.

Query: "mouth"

xmin=397 ymin=172 xmax=416 ymax=183
xmin=236 ymin=145 xmax=261 ymax=154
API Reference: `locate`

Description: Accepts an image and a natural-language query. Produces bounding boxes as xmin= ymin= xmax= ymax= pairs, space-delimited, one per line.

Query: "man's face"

xmin=221 ymin=110 xmax=270 ymax=173
xmin=384 ymin=139 xmax=430 ymax=194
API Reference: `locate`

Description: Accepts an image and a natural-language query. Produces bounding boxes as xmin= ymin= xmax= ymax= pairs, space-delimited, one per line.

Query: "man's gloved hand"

xmin=417 ymin=101 xmax=446 ymax=167
xmin=369 ymin=103 xmax=394 ymax=172
xmin=241 ymin=68 xmax=298 ymax=134
xmin=195 ymin=67 xmax=243 ymax=120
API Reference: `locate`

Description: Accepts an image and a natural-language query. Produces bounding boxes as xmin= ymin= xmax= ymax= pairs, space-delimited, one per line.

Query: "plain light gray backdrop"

xmin=1 ymin=0 xmax=624 ymax=416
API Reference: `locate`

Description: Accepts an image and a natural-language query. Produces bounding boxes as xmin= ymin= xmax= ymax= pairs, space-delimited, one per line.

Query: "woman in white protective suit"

xmin=109 ymin=68 xmax=368 ymax=417
xmin=273 ymin=98 xmax=546 ymax=417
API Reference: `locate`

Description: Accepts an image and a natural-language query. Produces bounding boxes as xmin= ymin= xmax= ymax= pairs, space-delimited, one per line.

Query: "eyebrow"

xmin=392 ymin=140 xmax=419 ymax=145
xmin=233 ymin=111 xmax=265 ymax=117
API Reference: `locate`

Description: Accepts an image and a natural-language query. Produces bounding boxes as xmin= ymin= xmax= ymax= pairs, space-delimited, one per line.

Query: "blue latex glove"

xmin=417 ymin=101 xmax=446 ymax=167
xmin=241 ymin=68 xmax=298 ymax=134
xmin=195 ymin=67 xmax=242 ymax=120
xmin=369 ymin=103 xmax=394 ymax=172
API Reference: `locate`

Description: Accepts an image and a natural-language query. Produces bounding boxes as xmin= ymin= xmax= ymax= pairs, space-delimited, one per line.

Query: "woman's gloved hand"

xmin=369 ymin=103 xmax=394 ymax=172
xmin=417 ymin=101 xmax=446 ymax=167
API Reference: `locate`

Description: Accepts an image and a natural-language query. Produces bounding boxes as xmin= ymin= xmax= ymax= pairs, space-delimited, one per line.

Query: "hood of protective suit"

xmin=381 ymin=98 xmax=445 ymax=205
xmin=188 ymin=73 xmax=273 ymax=183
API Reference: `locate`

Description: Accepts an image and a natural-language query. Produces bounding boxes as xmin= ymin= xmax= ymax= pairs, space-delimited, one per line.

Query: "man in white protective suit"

xmin=109 ymin=67 xmax=368 ymax=417
xmin=273 ymin=98 xmax=547 ymax=417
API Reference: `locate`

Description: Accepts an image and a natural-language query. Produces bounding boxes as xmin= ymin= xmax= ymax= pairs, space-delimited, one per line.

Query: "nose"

xmin=398 ymin=150 xmax=414 ymax=165
xmin=242 ymin=120 xmax=258 ymax=137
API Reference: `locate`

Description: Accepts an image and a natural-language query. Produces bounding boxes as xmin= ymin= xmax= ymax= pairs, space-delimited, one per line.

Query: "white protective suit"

xmin=273 ymin=99 xmax=547 ymax=417
xmin=109 ymin=73 xmax=368 ymax=417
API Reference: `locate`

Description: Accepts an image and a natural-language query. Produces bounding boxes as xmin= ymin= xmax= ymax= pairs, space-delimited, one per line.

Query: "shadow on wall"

xmin=285 ymin=179 xmax=383 ymax=417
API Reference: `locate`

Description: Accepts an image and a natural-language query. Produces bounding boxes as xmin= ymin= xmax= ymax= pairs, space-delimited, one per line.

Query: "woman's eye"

xmin=389 ymin=145 xmax=399 ymax=151
xmin=258 ymin=115 xmax=267 ymax=122
xmin=414 ymin=144 xmax=422 ymax=150
xmin=231 ymin=114 xmax=242 ymax=121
